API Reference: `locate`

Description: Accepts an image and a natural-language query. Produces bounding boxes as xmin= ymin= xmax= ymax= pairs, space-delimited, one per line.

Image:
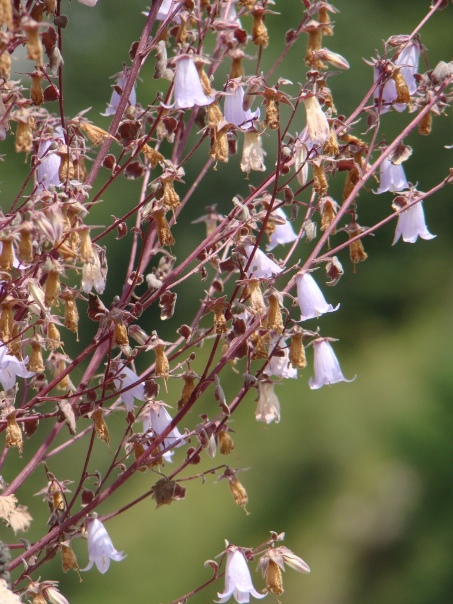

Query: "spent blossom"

xmin=217 ymin=545 xmax=266 ymax=603
xmin=82 ymin=517 xmax=125 ymax=574
xmin=255 ymin=380 xmax=280 ymax=424
xmin=309 ymin=338 xmax=355 ymax=390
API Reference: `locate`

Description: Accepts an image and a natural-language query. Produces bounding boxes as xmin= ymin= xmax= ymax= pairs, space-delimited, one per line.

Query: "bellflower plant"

xmin=1 ymin=2 xmax=451 ymax=603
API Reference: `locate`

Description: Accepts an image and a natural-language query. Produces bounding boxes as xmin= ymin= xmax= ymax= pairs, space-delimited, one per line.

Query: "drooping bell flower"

xmin=309 ymin=338 xmax=354 ymax=389
xmin=82 ymin=517 xmax=125 ymax=574
xmin=166 ymin=55 xmax=215 ymax=110
xmin=217 ymin=545 xmax=267 ymax=603
xmin=102 ymin=69 xmax=136 ymax=117
xmin=392 ymin=195 xmax=435 ymax=244
xmin=224 ymin=80 xmax=260 ymax=131
xmin=266 ymin=207 xmax=297 ymax=252
xmin=375 ymin=157 xmax=409 ymax=193
xmin=296 ymin=271 xmax=339 ymax=321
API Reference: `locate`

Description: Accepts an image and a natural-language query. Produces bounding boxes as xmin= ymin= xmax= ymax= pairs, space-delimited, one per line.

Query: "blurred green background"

xmin=1 ymin=1 xmax=453 ymax=603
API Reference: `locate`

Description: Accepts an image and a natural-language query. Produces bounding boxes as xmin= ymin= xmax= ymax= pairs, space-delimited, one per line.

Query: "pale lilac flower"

xmin=265 ymin=335 xmax=297 ymax=380
xmin=0 ymin=342 xmax=34 ymax=390
xmin=113 ymin=365 xmax=145 ymax=411
xmin=244 ymin=245 xmax=283 ymax=280
xmin=296 ymin=272 xmax=339 ymax=321
xmin=224 ymin=82 xmax=259 ymax=131
xmin=148 ymin=403 xmax=184 ymax=453
xmin=82 ymin=518 xmax=125 ymax=574
xmin=167 ymin=55 xmax=215 ymax=110
xmin=78 ymin=0 xmax=98 ymax=6
xmin=376 ymin=157 xmax=409 ymax=193
xmin=392 ymin=199 xmax=435 ymax=245
xmin=266 ymin=207 xmax=297 ymax=251
xmin=102 ymin=69 xmax=136 ymax=117
xmin=255 ymin=381 xmax=280 ymax=424
xmin=217 ymin=546 xmax=266 ymax=603
xmin=309 ymin=339 xmax=354 ymax=390
xmin=36 ymin=141 xmax=61 ymax=190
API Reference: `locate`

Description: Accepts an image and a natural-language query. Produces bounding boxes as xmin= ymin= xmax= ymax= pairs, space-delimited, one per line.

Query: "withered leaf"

xmin=57 ymin=400 xmax=76 ymax=435
xmin=8 ymin=504 xmax=33 ymax=534
xmin=0 ymin=580 xmax=22 ymax=604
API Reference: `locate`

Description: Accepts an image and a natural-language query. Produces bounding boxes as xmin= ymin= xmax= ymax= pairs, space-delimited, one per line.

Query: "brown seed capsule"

xmin=0 ymin=302 xmax=14 ymax=342
xmin=323 ymin=126 xmax=339 ymax=156
xmin=418 ymin=110 xmax=432 ymax=136
xmin=29 ymin=338 xmax=45 ymax=373
xmin=177 ymin=370 xmax=198 ymax=410
xmin=113 ymin=321 xmax=129 ymax=347
xmin=252 ymin=12 xmax=269 ymax=47
xmin=210 ymin=126 xmax=229 ymax=164
xmin=228 ymin=477 xmax=249 ymax=513
xmin=15 ymin=119 xmax=33 ymax=153
xmin=47 ymin=322 xmax=62 ymax=350
xmin=92 ymin=407 xmax=110 ymax=446
xmin=0 ymin=0 xmax=13 ymax=29
xmin=265 ymin=98 xmax=279 ymax=130
xmin=267 ymin=293 xmax=283 ymax=334
xmin=0 ymin=238 xmax=14 ymax=271
xmin=30 ymin=72 xmax=44 ymax=105
xmin=152 ymin=208 xmax=175 ymax=247
xmin=392 ymin=69 xmax=411 ymax=105
xmin=154 ymin=343 xmax=169 ymax=387
xmin=80 ymin=123 xmax=114 ymax=147
xmin=57 ymin=147 xmax=75 ymax=181
xmin=61 ymin=542 xmax=79 ymax=573
xmin=44 ymin=270 xmax=60 ymax=307
xmin=320 ymin=197 xmax=338 ymax=233
xmin=313 ymin=163 xmax=328 ymax=195
xmin=218 ymin=430 xmax=235 ymax=455
xmin=162 ymin=179 xmax=180 ymax=209
xmin=343 ymin=165 xmax=360 ymax=201
xmin=248 ymin=280 xmax=266 ymax=316
xmin=64 ymin=296 xmax=79 ymax=335
xmin=265 ymin=559 xmax=284 ymax=595
xmin=27 ymin=26 xmax=43 ymax=66
xmin=142 ymin=145 xmax=164 ymax=168
xmin=289 ymin=331 xmax=307 ymax=369
xmin=348 ymin=225 xmax=368 ymax=268
xmin=18 ymin=226 xmax=34 ymax=263
xmin=0 ymin=51 xmax=12 ymax=79
xmin=54 ymin=357 xmax=71 ymax=391
xmin=6 ymin=411 xmax=23 ymax=455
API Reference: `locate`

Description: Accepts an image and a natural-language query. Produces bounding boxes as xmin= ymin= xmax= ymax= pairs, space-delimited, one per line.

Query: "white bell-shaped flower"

xmin=217 ymin=546 xmax=267 ymax=603
xmin=244 ymin=245 xmax=283 ymax=280
xmin=113 ymin=365 xmax=145 ymax=411
xmin=392 ymin=200 xmax=435 ymax=244
xmin=296 ymin=272 xmax=339 ymax=321
xmin=376 ymin=157 xmax=409 ymax=193
xmin=309 ymin=339 xmax=354 ymax=390
xmin=224 ymin=82 xmax=259 ymax=131
xmin=102 ymin=69 xmax=136 ymax=117
xmin=266 ymin=207 xmax=297 ymax=251
xmin=0 ymin=341 xmax=34 ymax=390
xmin=169 ymin=55 xmax=215 ymax=110
xmin=82 ymin=518 xmax=125 ymax=574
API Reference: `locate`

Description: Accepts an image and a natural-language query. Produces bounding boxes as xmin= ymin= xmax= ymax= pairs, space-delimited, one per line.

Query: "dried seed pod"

xmin=29 ymin=337 xmax=45 ymax=373
xmin=266 ymin=292 xmax=283 ymax=334
xmin=392 ymin=69 xmax=410 ymax=104
xmin=47 ymin=322 xmax=62 ymax=350
xmin=44 ymin=270 xmax=60 ymax=307
xmin=92 ymin=408 xmax=110 ymax=446
xmin=228 ymin=477 xmax=249 ymax=513
xmin=218 ymin=430 xmax=235 ymax=455
xmin=151 ymin=207 xmax=175 ymax=247
xmin=177 ymin=369 xmax=198 ymax=410
xmin=61 ymin=542 xmax=79 ymax=573
xmin=289 ymin=329 xmax=307 ymax=369
xmin=248 ymin=280 xmax=266 ymax=316
xmin=6 ymin=411 xmax=23 ymax=455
